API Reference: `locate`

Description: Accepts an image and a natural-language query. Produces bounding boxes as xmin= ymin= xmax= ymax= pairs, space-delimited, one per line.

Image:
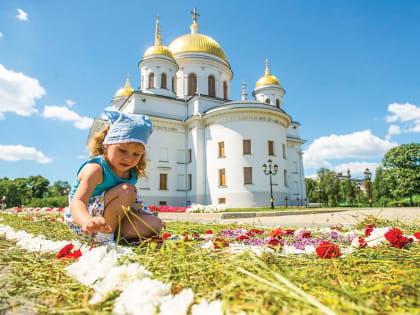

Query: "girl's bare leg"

xmin=119 ymin=213 xmax=162 ymax=239
xmin=103 ymin=183 xmax=137 ymax=232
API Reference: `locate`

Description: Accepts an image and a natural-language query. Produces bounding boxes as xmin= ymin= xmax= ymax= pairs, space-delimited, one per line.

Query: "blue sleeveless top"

xmin=69 ymin=155 xmax=137 ymax=200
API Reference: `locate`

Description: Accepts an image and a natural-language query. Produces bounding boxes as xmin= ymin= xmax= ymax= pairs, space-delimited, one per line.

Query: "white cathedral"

xmin=89 ymin=10 xmax=307 ymax=208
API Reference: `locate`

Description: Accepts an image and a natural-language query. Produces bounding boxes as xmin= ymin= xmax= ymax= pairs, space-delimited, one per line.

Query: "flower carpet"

xmin=0 ymin=207 xmax=419 ymax=314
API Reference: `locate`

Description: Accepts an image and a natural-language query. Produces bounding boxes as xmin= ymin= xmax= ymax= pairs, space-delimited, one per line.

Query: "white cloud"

xmin=386 ymin=102 xmax=420 ymax=124
xmin=42 ymin=106 xmax=93 ymax=129
xmin=387 ymin=125 xmax=401 ymax=135
xmin=0 ymin=145 xmax=51 ymax=163
xmin=66 ymin=99 xmax=76 ymax=107
xmin=305 ymin=174 xmax=318 ymax=180
xmin=334 ymin=162 xmax=379 ymax=178
xmin=0 ymin=32 xmax=3 ymax=38
xmin=76 ymin=154 xmax=88 ymax=159
xmin=16 ymin=9 xmax=29 ymax=21
xmin=0 ymin=64 xmax=45 ymax=117
xmin=303 ymin=130 xmax=397 ymax=169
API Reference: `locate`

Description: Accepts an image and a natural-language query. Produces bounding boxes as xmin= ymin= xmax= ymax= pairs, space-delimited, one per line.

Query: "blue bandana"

xmin=103 ymin=110 xmax=153 ymax=148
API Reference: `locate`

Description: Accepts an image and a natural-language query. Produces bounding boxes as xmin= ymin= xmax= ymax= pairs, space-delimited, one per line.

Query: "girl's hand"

xmin=81 ymin=217 xmax=112 ymax=235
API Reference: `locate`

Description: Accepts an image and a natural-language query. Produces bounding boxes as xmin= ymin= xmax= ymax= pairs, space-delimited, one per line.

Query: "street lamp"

xmin=363 ymin=168 xmax=372 ymax=208
xmin=262 ymin=159 xmax=278 ymax=209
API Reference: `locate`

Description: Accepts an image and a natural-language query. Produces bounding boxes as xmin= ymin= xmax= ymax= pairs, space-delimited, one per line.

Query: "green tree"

xmin=317 ymin=168 xmax=340 ymax=206
xmin=373 ymin=166 xmax=392 ymax=205
xmin=382 ymin=143 xmax=420 ymax=206
xmin=49 ymin=180 xmax=71 ymax=197
xmin=305 ymin=177 xmax=319 ymax=203
xmin=27 ymin=175 xmax=50 ymax=199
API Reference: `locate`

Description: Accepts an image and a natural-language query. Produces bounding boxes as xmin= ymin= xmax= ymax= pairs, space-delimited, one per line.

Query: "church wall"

xmin=204 ymin=118 xmax=290 ymax=208
xmin=285 ymin=141 xmax=307 ymax=206
xmin=139 ymin=59 xmax=177 ymax=98
xmin=254 ymin=87 xmax=284 ymax=109
xmin=131 ymin=95 xmax=186 ymax=120
xmin=287 ymin=123 xmax=300 ymax=138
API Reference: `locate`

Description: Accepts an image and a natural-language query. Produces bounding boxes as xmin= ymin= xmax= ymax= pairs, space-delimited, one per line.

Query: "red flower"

xmin=331 ymin=226 xmax=342 ymax=231
xmin=162 ymin=233 xmax=172 ymax=240
xmin=235 ymin=235 xmax=250 ymax=241
xmin=269 ymin=228 xmax=283 ymax=237
xmin=316 ymin=241 xmax=341 ymax=259
xmin=267 ymin=238 xmax=283 ymax=248
xmin=205 ymin=230 xmax=214 ymax=235
xmin=89 ymin=245 xmax=96 ymax=251
xmin=365 ymin=224 xmax=375 ymax=237
xmin=213 ymin=238 xmax=229 ymax=249
xmin=66 ymin=249 xmax=82 ymax=259
xmin=246 ymin=229 xmax=264 ymax=237
xmin=56 ymin=244 xmax=74 ymax=259
xmin=183 ymin=232 xmax=189 ymax=240
xmin=302 ymin=232 xmax=312 ymax=238
xmin=192 ymin=232 xmax=199 ymax=239
xmin=358 ymin=237 xmax=367 ymax=248
xmin=413 ymin=232 xmax=420 ymax=240
xmin=284 ymin=229 xmax=295 ymax=235
xmin=384 ymin=228 xmax=413 ymax=249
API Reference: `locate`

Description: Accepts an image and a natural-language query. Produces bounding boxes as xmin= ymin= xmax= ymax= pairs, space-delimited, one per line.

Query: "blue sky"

xmin=0 ymin=0 xmax=419 ymax=185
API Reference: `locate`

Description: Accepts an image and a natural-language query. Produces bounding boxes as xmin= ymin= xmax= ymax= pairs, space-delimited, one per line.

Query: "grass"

xmin=1 ymin=212 xmax=420 ymax=314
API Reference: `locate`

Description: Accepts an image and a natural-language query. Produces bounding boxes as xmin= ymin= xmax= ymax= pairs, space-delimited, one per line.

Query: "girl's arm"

xmin=70 ymin=163 xmax=112 ymax=234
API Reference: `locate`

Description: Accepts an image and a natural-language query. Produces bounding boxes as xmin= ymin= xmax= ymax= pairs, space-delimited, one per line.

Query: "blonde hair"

xmin=87 ymin=126 xmax=147 ymax=178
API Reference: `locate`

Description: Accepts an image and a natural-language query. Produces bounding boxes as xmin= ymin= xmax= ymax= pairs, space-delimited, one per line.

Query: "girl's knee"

xmin=108 ymin=183 xmax=137 ymax=203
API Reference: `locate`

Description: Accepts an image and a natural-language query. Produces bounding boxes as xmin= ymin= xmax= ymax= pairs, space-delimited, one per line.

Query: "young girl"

xmin=64 ymin=110 xmax=162 ymax=243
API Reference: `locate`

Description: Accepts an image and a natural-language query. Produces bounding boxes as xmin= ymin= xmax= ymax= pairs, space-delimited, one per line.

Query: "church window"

xmin=177 ymin=174 xmax=186 ymax=190
xmin=218 ymin=197 xmax=226 ymax=204
xmin=159 ymin=173 xmax=168 ymax=190
xmin=159 ymin=201 xmax=167 ymax=206
xmin=284 ymin=169 xmax=288 ymax=187
xmin=243 ymin=139 xmax=251 ymax=155
xmin=149 ymin=73 xmax=155 ymax=88
xmin=161 ymin=73 xmax=167 ymax=89
xmin=244 ymin=167 xmax=253 ymax=185
xmin=208 ymin=75 xmax=215 ymax=97
xmin=172 ymin=77 xmax=175 ymax=92
xmin=268 ymin=140 xmax=274 ymax=156
xmin=218 ymin=141 xmax=225 ymax=157
xmin=188 ymin=149 xmax=192 ymax=163
xmin=188 ymin=73 xmax=197 ymax=96
xmin=276 ymin=99 xmax=280 ymax=108
xmin=219 ymin=169 xmax=226 ymax=186
xmin=282 ymin=144 xmax=286 ymax=159
xmin=188 ymin=174 xmax=192 ymax=190
xmin=265 ymin=98 xmax=270 ymax=104
xmin=223 ymin=81 xmax=228 ymax=99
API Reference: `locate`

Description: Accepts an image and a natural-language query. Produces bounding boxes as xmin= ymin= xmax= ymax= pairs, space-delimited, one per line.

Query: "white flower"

xmin=159 ymin=288 xmax=194 ymax=315
xmin=89 ymin=264 xmax=152 ymax=304
xmin=113 ymin=278 xmax=171 ymax=315
xmin=191 ymin=299 xmax=224 ymax=315
xmin=365 ymin=227 xmax=391 ymax=247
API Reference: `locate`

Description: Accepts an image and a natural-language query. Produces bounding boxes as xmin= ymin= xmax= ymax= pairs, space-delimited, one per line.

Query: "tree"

xmin=382 ymin=143 xmax=420 ymax=206
xmin=49 ymin=180 xmax=71 ymax=197
xmin=317 ymin=168 xmax=340 ymax=206
xmin=305 ymin=177 xmax=319 ymax=203
xmin=27 ymin=175 xmax=50 ymax=199
xmin=373 ymin=166 xmax=392 ymax=205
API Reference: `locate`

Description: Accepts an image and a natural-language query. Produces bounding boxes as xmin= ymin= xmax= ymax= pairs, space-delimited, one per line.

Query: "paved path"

xmin=158 ymin=207 xmax=420 ymax=227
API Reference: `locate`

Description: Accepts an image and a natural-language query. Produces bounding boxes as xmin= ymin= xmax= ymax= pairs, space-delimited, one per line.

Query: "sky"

xmin=0 ymin=0 xmax=419 ymax=185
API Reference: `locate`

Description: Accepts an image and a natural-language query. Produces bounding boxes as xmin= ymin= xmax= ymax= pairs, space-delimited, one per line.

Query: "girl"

xmin=64 ymin=110 xmax=162 ymax=243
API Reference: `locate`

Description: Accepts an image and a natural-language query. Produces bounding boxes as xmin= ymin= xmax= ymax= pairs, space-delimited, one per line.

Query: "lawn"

xmin=1 ymin=210 xmax=419 ymax=314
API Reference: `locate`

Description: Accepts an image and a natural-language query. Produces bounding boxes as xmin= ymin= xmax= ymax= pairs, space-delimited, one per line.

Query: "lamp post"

xmin=262 ymin=159 xmax=278 ymax=209
xmin=363 ymin=168 xmax=372 ymax=208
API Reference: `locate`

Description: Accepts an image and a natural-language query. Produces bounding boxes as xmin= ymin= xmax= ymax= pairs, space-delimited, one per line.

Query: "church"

xmin=88 ymin=10 xmax=307 ymax=208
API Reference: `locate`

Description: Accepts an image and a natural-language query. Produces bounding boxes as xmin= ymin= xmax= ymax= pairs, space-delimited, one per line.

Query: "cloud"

xmin=66 ymin=99 xmax=76 ymax=107
xmin=42 ymin=105 xmax=93 ymax=129
xmin=0 ymin=64 xmax=46 ymax=117
xmin=333 ymin=161 xmax=380 ymax=178
xmin=385 ymin=103 xmax=420 ymax=138
xmin=0 ymin=32 xmax=3 ymax=38
xmin=0 ymin=145 xmax=51 ymax=163
xmin=76 ymin=154 xmax=88 ymax=159
xmin=305 ymin=174 xmax=318 ymax=180
xmin=386 ymin=102 xmax=420 ymax=124
xmin=16 ymin=9 xmax=29 ymax=21
xmin=303 ymin=130 xmax=397 ymax=169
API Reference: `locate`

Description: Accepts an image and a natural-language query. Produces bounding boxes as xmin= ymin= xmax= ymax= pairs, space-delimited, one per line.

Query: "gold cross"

xmin=190 ymin=8 xmax=200 ymax=23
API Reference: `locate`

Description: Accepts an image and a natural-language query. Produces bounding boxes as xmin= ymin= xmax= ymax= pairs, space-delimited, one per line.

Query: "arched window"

xmin=161 ymin=73 xmax=167 ymax=89
xmin=188 ymin=73 xmax=197 ymax=96
xmin=208 ymin=75 xmax=215 ymax=97
xmin=276 ymin=99 xmax=280 ymax=108
xmin=171 ymin=77 xmax=175 ymax=92
xmin=223 ymin=81 xmax=228 ymax=99
xmin=148 ymin=73 xmax=155 ymax=89
xmin=265 ymin=98 xmax=270 ymax=104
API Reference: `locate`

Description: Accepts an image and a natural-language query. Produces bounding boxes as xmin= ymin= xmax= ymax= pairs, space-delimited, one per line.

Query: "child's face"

xmin=104 ymin=142 xmax=145 ymax=173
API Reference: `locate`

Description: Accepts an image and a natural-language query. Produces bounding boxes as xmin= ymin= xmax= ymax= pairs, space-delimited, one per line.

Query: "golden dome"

xmin=143 ymin=16 xmax=175 ymax=60
xmin=144 ymin=44 xmax=174 ymax=59
xmin=114 ymin=75 xmax=134 ymax=98
xmin=169 ymin=9 xmax=228 ymax=64
xmin=255 ymin=59 xmax=282 ymax=88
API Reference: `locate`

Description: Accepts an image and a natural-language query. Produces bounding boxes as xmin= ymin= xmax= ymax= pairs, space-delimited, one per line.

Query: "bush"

xmin=26 ymin=196 xmax=68 ymax=208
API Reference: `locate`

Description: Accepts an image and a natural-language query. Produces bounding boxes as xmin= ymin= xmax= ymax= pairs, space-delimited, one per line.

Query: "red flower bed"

xmin=149 ymin=205 xmax=187 ymax=213
xmin=384 ymin=228 xmax=413 ymax=248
